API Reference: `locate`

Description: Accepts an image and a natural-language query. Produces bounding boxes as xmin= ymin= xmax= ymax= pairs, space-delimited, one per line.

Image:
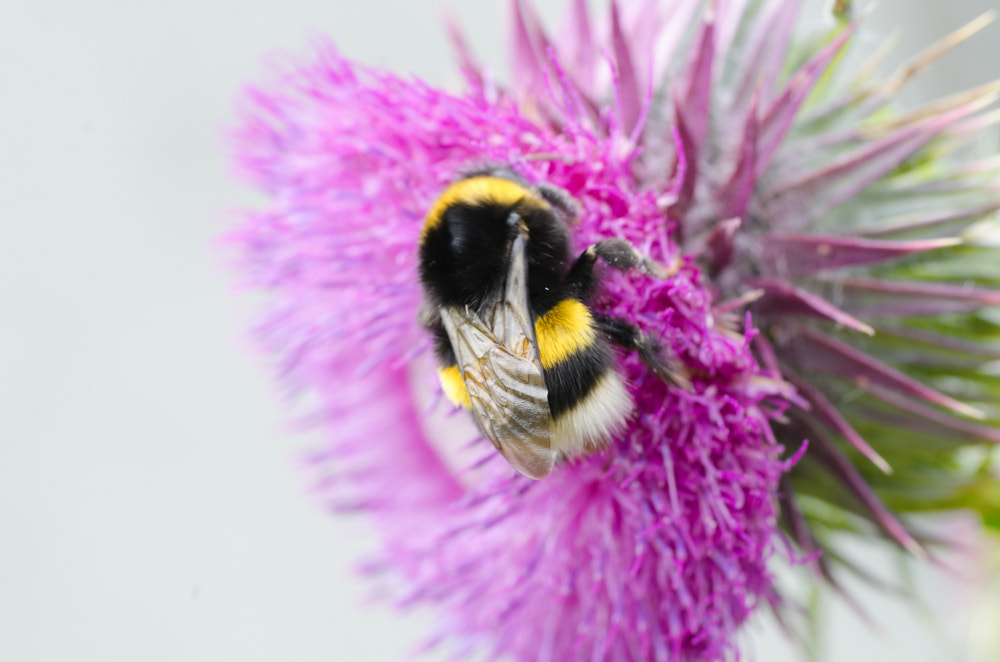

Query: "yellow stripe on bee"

xmin=534 ymin=299 xmax=597 ymax=369
xmin=438 ymin=365 xmax=472 ymax=409
xmin=420 ymin=177 xmax=542 ymax=243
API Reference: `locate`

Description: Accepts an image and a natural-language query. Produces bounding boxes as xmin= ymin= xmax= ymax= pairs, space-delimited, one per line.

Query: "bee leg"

xmin=534 ymin=183 xmax=582 ymax=222
xmin=593 ymin=313 xmax=692 ymax=390
xmin=596 ymin=239 xmax=666 ymax=275
xmin=565 ymin=238 xmax=675 ymax=299
xmin=563 ymin=240 xmax=689 ymax=387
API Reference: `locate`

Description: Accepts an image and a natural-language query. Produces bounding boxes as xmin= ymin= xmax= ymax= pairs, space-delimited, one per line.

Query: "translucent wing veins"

xmin=439 ymin=228 xmax=555 ymax=479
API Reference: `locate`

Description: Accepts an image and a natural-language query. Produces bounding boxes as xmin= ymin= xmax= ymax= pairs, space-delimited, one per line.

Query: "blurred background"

xmin=2 ymin=1 xmax=998 ymax=660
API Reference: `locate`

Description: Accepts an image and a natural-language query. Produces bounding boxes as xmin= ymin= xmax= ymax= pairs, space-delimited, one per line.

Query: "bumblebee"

xmin=418 ymin=169 xmax=685 ymax=479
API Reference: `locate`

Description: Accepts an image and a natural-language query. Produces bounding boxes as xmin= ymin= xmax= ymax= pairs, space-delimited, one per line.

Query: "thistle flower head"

xmin=231 ymin=1 xmax=1000 ymax=659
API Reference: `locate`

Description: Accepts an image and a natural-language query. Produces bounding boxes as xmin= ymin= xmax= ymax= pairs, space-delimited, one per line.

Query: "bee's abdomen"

xmin=534 ymin=300 xmax=597 ymax=366
xmin=534 ymin=299 xmax=608 ymax=416
xmin=542 ymin=341 xmax=611 ymax=417
xmin=535 ymin=299 xmax=633 ymax=453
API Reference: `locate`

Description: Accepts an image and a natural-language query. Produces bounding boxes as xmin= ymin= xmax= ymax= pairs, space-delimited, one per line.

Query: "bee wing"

xmin=440 ymin=230 xmax=555 ymax=480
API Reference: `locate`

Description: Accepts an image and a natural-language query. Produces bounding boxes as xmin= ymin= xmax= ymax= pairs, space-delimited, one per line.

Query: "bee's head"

xmin=418 ymin=175 xmax=573 ymax=312
xmin=418 ymin=196 xmax=523 ymax=311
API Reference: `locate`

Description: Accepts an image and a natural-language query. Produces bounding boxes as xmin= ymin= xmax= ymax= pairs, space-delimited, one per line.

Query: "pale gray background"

xmin=2 ymin=1 xmax=998 ymax=661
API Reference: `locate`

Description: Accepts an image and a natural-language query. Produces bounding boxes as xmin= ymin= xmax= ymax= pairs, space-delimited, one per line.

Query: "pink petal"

xmin=828 ymin=277 xmax=1000 ymax=318
xmin=667 ymin=100 xmax=698 ymax=217
xmin=716 ymin=91 xmax=759 ymax=219
xmin=878 ymin=325 xmax=1000 ymax=358
xmin=610 ymin=0 xmax=642 ymax=137
xmin=675 ymin=12 xmax=716 ymax=159
xmin=764 ymin=103 xmax=985 ymax=230
xmin=760 ymin=234 xmax=962 ymax=277
xmin=751 ymin=333 xmax=784 ymax=380
xmin=714 ymin=0 xmax=752 ymax=66
xmin=787 ymin=327 xmax=984 ymax=420
xmin=445 ymin=14 xmax=484 ymax=93
xmin=650 ymin=0 xmax=704 ymax=84
xmin=862 ymin=200 xmax=1000 ymax=237
xmin=730 ymin=0 xmax=801 ymax=113
xmin=750 ymin=278 xmax=875 ymax=336
xmin=862 ymin=383 xmax=1000 ymax=444
xmin=619 ymin=0 xmax=665 ymax=90
xmin=788 ymin=376 xmax=891 ymax=474
xmin=756 ymin=16 xmax=860 ymax=178
xmin=806 ymin=423 xmax=925 ymax=556
xmin=559 ymin=0 xmax=596 ymax=95
xmin=510 ymin=0 xmax=551 ymax=108
xmin=704 ymin=217 xmax=742 ymax=275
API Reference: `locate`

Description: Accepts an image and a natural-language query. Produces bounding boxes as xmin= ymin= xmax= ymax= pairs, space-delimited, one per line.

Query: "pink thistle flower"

xmin=229 ymin=0 xmax=1000 ymax=659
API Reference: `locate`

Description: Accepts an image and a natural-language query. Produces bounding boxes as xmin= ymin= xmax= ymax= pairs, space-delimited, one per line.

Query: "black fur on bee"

xmin=418 ymin=169 xmax=686 ymax=479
